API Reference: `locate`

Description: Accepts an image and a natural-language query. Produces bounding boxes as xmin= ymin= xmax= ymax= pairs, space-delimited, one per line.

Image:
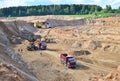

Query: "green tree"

xmin=0 ymin=4 xmax=104 ymax=17
xmin=105 ymin=5 xmax=112 ymax=12
xmin=70 ymin=5 xmax=75 ymax=14
xmin=64 ymin=7 xmax=69 ymax=14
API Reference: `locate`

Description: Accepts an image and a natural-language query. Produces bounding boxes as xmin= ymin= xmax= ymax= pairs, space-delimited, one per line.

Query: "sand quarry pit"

xmin=0 ymin=16 xmax=120 ymax=81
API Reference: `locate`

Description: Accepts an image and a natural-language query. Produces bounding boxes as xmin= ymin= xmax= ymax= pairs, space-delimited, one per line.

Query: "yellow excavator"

xmin=34 ymin=21 xmax=52 ymax=29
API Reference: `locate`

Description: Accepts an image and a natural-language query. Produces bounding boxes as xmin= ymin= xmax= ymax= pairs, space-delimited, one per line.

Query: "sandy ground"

xmin=0 ymin=16 xmax=120 ymax=81
xmin=14 ymin=18 xmax=120 ymax=81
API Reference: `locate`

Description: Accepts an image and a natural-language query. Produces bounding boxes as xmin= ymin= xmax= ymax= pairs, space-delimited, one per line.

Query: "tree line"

xmin=0 ymin=4 xmax=119 ymax=17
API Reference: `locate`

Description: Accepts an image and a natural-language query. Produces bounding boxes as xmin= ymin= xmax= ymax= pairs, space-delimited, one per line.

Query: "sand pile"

xmin=99 ymin=66 xmax=120 ymax=81
xmin=88 ymin=66 xmax=120 ymax=81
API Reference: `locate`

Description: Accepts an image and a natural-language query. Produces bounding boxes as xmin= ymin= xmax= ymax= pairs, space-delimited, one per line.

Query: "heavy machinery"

xmin=34 ymin=21 xmax=52 ymax=29
xmin=27 ymin=22 xmax=54 ymax=51
xmin=60 ymin=53 xmax=76 ymax=68
xmin=27 ymin=41 xmax=47 ymax=51
xmin=26 ymin=42 xmax=38 ymax=51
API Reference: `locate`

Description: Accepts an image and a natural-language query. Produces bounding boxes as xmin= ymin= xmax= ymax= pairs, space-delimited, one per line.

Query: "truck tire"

xmin=34 ymin=46 xmax=38 ymax=50
xmin=60 ymin=60 xmax=63 ymax=64
xmin=66 ymin=63 xmax=69 ymax=68
xmin=66 ymin=64 xmax=68 ymax=68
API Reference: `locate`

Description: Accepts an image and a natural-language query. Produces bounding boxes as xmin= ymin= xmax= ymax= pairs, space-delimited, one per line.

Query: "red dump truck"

xmin=34 ymin=41 xmax=47 ymax=50
xmin=60 ymin=54 xmax=76 ymax=68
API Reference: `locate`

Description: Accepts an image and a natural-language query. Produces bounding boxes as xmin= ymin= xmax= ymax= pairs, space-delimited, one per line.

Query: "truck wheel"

xmin=60 ymin=60 xmax=63 ymax=64
xmin=34 ymin=47 xmax=38 ymax=50
xmin=67 ymin=63 xmax=70 ymax=68
xmin=66 ymin=64 xmax=68 ymax=67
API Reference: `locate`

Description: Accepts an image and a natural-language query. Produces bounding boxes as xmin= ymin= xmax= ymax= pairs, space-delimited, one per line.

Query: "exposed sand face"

xmin=0 ymin=19 xmax=39 ymax=81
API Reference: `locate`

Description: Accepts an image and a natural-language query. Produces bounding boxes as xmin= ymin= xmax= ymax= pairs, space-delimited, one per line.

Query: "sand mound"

xmin=72 ymin=41 xmax=82 ymax=48
xmin=71 ymin=50 xmax=91 ymax=56
xmin=88 ymin=40 xmax=102 ymax=50
xmin=101 ymin=66 xmax=120 ymax=81
xmin=88 ymin=66 xmax=120 ymax=81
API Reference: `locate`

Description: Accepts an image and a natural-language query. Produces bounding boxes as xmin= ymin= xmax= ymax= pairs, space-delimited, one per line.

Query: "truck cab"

xmin=66 ymin=57 xmax=76 ymax=68
xmin=39 ymin=41 xmax=47 ymax=50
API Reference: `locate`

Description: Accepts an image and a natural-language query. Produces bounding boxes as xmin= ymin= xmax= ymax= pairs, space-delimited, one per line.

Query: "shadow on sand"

xmin=74 ymin=62 xmax=90 ymax=70
xmin=47 ymin=48 xmax=60 ymax=51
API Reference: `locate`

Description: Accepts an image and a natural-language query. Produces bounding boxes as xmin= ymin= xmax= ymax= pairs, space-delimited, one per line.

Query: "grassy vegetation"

xmin=60 ymin=13 xmax=115 ymax=18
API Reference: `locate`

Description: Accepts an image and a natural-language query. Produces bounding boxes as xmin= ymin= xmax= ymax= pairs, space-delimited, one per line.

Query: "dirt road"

xmin=44 ymin=50 xmax=113 ymax=80
xmin=14 ymin=41 xmax=113 ymax=81
xmin=13 ymin=16 xmax=120 ymax=81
